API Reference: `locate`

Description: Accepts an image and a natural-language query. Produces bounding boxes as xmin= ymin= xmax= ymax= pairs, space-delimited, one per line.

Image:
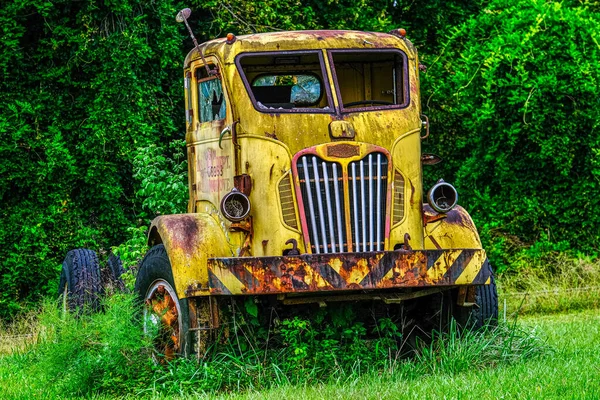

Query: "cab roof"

xmin=184 ymin=30 xmax=415 ymax=68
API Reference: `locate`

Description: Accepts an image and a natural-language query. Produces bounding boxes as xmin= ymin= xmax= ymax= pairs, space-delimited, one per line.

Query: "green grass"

xmin=207 ymin=310 xmax=600 ymax=400
xmin=1 ymin=296 xmax=598 ymax=399
xmin=499 ymin=254 xmax=600 ymax=316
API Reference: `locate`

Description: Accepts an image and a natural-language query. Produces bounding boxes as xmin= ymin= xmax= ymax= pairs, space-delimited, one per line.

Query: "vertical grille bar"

xmin=360 ymin=160 xmax=367 ymax=251
xmin=376 ymin=154 xmax=382 ymax=251
xmin=322 ymin=163 xmax=336 ymax=253
xmin=312 ymin=157 xmax=329 ymax=253
xmin=368 ymin=154 xmax=374 ymax=251
xmin=333 ymin=164 xmax=344 ymax=251
xmin=351 ymin=163 xmax=360 ymax=252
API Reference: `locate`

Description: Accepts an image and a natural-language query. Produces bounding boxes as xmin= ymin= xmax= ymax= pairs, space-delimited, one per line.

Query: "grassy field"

xmin=1 ymin=303 xmax=598 ymax=399
xmin=212 ymin=310 xmax=600 ymax=400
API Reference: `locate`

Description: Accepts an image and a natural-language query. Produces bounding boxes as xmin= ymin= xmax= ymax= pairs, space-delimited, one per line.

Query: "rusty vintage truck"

xmin=60 ymin=9 xmax=497 ymax=359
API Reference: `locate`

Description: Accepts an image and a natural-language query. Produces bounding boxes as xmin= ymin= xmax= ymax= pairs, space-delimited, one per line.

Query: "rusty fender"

xmin=207 ymin=249 xmax=492 ymax=295
xmin=148 ymin=214 xmax=233 ymax=299
xmin=423 ymin=205 xmax=483 ymax=251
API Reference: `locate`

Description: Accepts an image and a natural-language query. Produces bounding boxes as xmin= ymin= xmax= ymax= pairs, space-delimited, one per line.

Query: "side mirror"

xmin=176 ymin=8 xmax=215 ymax=76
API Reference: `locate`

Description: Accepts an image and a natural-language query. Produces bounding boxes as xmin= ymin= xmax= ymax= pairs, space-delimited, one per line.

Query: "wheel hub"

xmin=144 ymin=280 xmax=182 ymax=360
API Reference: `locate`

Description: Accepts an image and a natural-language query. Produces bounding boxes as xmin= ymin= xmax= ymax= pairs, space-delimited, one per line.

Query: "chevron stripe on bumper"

xmin=207 ymin=249 xmax=492 ymax=295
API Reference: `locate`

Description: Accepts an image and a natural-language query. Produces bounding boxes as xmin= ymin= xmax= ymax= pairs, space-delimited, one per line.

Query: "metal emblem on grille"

xmin=326 ymin=143 xmax=360 ymax=158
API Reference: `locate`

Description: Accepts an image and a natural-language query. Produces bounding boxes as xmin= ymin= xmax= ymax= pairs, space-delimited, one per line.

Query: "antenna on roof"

xmin=176 ymin=8 xmax=216 ymax=76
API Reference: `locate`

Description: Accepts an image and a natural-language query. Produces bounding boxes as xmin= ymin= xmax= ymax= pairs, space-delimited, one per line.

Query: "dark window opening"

xmin=238 ymin=52 xmax=331 ymax=112
xmin=330 ymin=51 xmax=407 ymax=111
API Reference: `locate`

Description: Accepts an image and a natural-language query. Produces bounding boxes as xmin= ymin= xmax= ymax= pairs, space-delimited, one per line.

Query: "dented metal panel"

xmin=207 ymin=249 xmax=491 ymax=295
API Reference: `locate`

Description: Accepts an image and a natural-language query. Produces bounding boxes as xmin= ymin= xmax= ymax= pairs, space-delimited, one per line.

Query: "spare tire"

xmin=106 ymin=252 xmax=127 ymax=292
xmin=59 ymin=249 xmax=103 ymax=312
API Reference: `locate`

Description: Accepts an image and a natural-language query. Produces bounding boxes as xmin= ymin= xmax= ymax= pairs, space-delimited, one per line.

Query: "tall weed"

xmin=500 ymin=253 xmax=600 ymax=315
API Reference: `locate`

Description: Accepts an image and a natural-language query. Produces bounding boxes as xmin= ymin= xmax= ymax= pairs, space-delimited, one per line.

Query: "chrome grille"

xmin=296 ymin=152 xmax=388 ymax=254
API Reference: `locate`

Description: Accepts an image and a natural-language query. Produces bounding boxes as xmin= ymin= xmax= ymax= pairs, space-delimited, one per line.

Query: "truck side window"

xmin=197 ymin=66 xmax=227 ymax=122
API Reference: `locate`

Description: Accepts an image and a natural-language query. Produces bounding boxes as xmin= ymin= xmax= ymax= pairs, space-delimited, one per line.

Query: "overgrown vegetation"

xmin=421 ymin=0 xmax=600 ymax=271
xmin=0 ymin=293 xmax=547 ymax=398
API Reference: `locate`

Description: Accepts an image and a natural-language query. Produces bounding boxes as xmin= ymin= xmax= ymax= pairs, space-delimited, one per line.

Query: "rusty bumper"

xmin=207 ymin=249 xmax=492 ymax=295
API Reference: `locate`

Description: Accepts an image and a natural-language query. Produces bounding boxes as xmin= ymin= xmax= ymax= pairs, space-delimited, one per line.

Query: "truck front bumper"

xmin=207 ymin=249 xmax=492 ymax=295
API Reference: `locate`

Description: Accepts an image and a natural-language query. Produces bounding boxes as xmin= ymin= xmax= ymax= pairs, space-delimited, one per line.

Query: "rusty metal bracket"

xmin=423 ymin=213 xmax=447 ymax=226
xmin=230 ymin=217 xmax=252 ymax=233
xmin=400 ymin=233 xmax=412 ymax=251
xmin=456 ymin=286 xmax=477 ymax=307
xmin=285 ymin=239 xmax=300 ymax=255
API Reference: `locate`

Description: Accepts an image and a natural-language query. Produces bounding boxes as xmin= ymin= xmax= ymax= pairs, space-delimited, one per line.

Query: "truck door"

xmin=188 ymin=59 xmax=234 ymax=215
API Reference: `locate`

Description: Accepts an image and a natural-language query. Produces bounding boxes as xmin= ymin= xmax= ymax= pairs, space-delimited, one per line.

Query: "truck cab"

xmin=136 ymin=24 xmax=497 ymax=358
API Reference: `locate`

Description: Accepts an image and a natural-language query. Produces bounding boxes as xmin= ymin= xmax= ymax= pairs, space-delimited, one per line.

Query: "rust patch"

xmin=444 ymin=207 xmax=475 ymax=229
xmin=234 ymin=174 xmax=252 ymax=196
xmin=327 ymin=143 xmax=360 ymax=158
xmin=162 ymin=215 xmax=199 ymax=254
xmin=265 ymin=131 xmax=278 ymax=140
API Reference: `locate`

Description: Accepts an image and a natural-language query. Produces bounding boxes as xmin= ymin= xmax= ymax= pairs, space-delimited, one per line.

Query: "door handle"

xmin=218 ymin=125 xmax=231 ymax=149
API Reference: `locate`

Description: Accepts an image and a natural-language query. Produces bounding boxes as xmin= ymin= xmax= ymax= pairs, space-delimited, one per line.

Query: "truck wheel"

xmin=455 ymin=276 xmax=499 ymax=329
xmin=135 ymin=244 xmax=190 ymax=360
xmin=58 ymin=249 xmax=103 ymax=312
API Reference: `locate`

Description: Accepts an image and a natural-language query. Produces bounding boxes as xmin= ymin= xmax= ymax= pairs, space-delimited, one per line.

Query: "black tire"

xmin=135 ymin=244 xmax=190 ymax=358
xmin=58 ymin=249 xmax=103 ymax=312
xmin=106 ymin=253 xmax=126 ymax=292
xmin=471 ymin=275 xmax=499 ymax=328
xmin=454 ymin=276 xmax=499 ymax=330
xmin=108 ymin=253 xmax=124 ymax=280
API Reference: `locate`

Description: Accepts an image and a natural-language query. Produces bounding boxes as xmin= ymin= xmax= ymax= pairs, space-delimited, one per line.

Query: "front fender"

xmin=148 ymin=213 xmax=233 ymax=299
xmin=423 ymin=204 xmax=483 ymax=250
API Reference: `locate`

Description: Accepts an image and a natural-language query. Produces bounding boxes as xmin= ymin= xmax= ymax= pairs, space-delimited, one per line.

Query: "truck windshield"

xmin=329 ymin=50 xmax=408 ymax=112
xmin=237 ymin=51 xmax=331 ymax=113
xmin=237 ymin=49 xmax=408 ymax=114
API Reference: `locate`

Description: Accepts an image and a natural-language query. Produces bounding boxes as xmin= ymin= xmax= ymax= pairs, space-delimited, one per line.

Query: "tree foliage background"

xmin=0 ymin=0 xmax=598 ymax=317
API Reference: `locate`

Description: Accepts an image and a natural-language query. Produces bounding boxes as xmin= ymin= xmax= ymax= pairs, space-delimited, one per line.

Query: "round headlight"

xmin=427 ymin=179 xmax=458 ymax=213
xmin=220 ymin=188 xmax=251 ymax=222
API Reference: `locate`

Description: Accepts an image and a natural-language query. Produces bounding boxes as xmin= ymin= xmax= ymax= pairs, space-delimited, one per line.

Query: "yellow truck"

xmin=60 ymin=9 xmax=497 ymax=359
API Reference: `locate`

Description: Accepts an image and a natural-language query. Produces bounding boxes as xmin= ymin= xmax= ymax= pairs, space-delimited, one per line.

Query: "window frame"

xmin=195 ymin=66 xmax=228 ymax=124
xmin=327 ymin=48 xmax=410 ymax=114
xmin=235 ymin=50 xmax=334 ymax=114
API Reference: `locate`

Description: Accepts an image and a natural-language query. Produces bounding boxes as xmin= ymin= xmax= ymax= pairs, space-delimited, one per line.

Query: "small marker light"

xmin=398 ymin=28 xmax=407 ymax=37
xmin=226 ymin=33 xmax=236 ymax=44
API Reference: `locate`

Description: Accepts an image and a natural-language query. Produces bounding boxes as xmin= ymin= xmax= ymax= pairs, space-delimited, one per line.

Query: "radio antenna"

xmin=176 ymin=8 xmax=215 ymax=76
